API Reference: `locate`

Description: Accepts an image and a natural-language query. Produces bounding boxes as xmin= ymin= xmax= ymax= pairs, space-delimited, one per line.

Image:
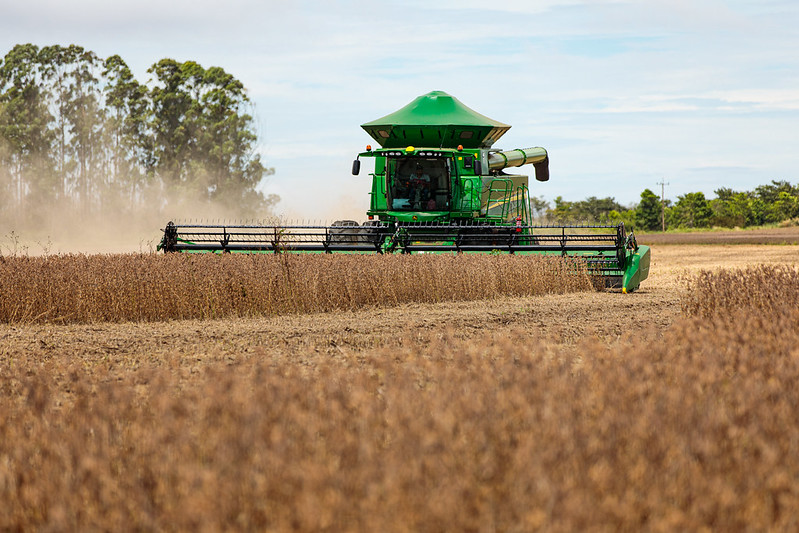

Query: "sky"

xmin=2 ymin=0 xmax=798 ymax=222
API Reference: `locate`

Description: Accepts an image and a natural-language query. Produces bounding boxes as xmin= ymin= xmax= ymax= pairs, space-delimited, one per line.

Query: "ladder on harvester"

xmin=485 ymin=179 xmax=532 ymax=224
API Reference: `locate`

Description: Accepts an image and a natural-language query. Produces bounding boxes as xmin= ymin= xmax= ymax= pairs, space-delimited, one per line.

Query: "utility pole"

xmin=656 ymin=179 xmax=669 ymax=232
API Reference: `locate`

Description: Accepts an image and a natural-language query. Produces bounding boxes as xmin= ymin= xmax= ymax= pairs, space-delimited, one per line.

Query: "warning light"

xmin=457 ymin=145 xmax=463 ymax=151
xmin=366 ymin=145 xmax=372 ymax=151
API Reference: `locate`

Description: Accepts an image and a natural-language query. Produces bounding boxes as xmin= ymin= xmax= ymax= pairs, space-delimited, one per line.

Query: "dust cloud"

xmin=1 ymin=186 xmax=376 ymax=256
xmin=0 ymin=196 xmax=280 ymax=256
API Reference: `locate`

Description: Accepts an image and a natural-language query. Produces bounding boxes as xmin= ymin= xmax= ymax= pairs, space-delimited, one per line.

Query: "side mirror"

xmin=473 ymin=160 xmax=482 ymax=175
xmin=352 ymin=159 xmax=361 ymax=176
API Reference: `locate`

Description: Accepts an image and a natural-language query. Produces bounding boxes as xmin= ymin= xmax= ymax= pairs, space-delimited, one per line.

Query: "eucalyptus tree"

xmin=196 ymin=65 xmax=272 ymax=214
xmin=1 ymin=44 xmax=279 ymax=222
xmin=103 ymin=54 xmax=151 ymax=206
xmin=147 ymin=58 xmax=197 ymax=191
xmin=34 ymin=44 xmax=106 ymax=212
xmin=0 ymin=44 xmax=56 ymax=212
xmin=148 ymin=58 xmax=273 ymax=215
xmin=38 ymin=44 xmax=76 ymax=200
xmin=65 ymin=48 xmax=103 ymax=211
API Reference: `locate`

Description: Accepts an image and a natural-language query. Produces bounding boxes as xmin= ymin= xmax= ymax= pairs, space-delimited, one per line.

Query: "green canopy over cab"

xmin=361 ymin=90 xmax=511 ymax=149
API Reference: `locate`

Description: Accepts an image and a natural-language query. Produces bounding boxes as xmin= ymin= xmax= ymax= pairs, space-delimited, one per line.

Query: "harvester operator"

xmin=409 ymin=164 xmax=431 ymax=208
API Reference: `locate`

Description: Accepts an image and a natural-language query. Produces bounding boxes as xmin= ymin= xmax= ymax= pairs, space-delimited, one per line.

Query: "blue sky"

xmin=3 ymin=0 xmax=798 ymax=221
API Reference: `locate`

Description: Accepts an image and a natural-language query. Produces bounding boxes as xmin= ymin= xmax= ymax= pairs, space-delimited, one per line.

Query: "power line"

xmin=656 ymin=179 xmax=669 ymax=232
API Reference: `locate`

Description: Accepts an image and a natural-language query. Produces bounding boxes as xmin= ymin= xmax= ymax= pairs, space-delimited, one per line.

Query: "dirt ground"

xmin=2 ymin=244 xmax=797 ymax=368
xmin=638 ymin=225 xmax=799 ymax=245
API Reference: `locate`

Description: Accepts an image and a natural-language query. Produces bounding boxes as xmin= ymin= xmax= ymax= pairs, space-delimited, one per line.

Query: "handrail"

xmin=486 ymin=178 xmax=513 ymax=218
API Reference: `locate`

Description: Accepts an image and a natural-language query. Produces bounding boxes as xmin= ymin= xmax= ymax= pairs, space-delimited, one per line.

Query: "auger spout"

xmin=488 ymin=147 xmax=549 ymax=181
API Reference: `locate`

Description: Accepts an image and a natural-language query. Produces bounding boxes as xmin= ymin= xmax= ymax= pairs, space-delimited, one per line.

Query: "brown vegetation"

xmin=682 ymin=264 xmax=799 ymax=319
xmin=0 ymin=253 xmax=593 ymax=324
xmin=2 ymin=248 xmax=799 ymax=530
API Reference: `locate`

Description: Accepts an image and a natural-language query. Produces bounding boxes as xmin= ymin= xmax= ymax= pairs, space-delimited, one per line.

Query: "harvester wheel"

xmin=330 ymin=220 xmax=362 ymax=245
xmin=462 ymin=224 xmax=515 ymax=248
xmin=360 ymin=220 xmax=385 ymax=249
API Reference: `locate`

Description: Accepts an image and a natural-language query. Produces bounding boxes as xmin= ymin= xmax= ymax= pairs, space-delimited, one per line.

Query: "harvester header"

xmin=159 ymin=90 xmax=650 ymax=292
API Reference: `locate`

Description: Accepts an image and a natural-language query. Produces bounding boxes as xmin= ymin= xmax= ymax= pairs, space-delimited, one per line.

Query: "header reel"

xmin=158 ymin=220 xmax=650 ymax=291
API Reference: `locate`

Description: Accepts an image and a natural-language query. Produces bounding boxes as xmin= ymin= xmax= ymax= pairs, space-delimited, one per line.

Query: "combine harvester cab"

xmin=159 ymin=91 xmax=650 ymax=293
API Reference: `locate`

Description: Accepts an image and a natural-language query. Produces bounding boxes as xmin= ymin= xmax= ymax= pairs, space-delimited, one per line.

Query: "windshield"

xmin=387 ymin=157 xmax=451 ymax=211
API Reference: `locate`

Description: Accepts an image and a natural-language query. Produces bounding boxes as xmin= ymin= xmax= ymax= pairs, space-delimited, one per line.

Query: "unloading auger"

xmin=159 ymin=91 xmax=650 ymax=292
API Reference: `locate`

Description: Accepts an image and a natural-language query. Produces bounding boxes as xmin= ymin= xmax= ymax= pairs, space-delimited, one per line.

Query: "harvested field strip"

xmin=3 ymin=278 xmax=799 ymax=530
xmin=638 ymin=225 xmax=799 ymax=245
xmin=0 ymin=253 xmax=593 ymax=324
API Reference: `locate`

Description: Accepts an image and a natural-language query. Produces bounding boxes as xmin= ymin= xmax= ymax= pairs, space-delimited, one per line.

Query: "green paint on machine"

xmin=159 ymin=91 xmax=649 ymax=293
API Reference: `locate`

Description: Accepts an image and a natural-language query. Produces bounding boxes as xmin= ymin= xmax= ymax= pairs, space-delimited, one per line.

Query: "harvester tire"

xmin=330 ymin=220 xmax=362 ymax=244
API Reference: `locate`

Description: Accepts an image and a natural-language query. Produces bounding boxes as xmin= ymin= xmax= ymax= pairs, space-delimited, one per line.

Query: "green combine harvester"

xmin=159 ymin=91 xmax=650 ymax=292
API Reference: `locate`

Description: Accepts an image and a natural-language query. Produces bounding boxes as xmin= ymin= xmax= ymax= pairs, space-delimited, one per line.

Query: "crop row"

xmin=0 ymin=253 xmax=593 ymax=323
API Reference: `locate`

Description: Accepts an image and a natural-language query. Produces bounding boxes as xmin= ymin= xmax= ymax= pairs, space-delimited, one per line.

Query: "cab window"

xmin=388 ymin=158 xmax=451 ymax=211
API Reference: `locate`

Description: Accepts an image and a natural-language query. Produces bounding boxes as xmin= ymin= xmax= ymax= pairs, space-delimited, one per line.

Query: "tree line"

xmin=0 ymin=44 xmax=278 ymax=225
xmin=537 ymin=179 xmax=799 ymax=231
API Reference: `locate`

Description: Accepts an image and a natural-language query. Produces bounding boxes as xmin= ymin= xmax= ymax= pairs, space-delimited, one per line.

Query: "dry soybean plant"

xmin=0 ymin=252 xmax=594 ymax=324
xmin=681 ymin=264 xmax=799 ymax=318
xmin=3 ymin=307 xmax=799 ymax=530
xmin=3 ymin=262 xmax=799 ymax=530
